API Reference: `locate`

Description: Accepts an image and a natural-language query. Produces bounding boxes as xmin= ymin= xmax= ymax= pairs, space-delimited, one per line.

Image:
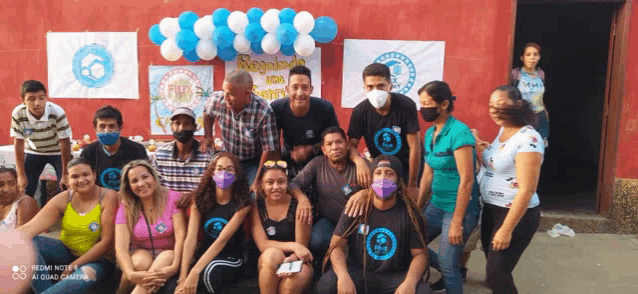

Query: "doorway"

xmin=512 ymin=3 xmax=617 ymax=213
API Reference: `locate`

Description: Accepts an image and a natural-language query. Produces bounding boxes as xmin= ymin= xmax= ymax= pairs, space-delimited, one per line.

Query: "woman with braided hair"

xmin=315 ymin=155 xmax=432 ymax=294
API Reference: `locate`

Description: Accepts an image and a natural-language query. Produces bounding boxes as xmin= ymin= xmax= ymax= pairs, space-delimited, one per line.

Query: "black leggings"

xmin=481 ymin=203 xmax=541 ymax=294
xmin=315 ymin=266 xmax=431 ymax=294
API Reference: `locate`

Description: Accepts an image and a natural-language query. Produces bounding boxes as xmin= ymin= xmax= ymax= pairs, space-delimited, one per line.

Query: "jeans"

xmin=31 ymin=236 xmax=114 ymax=294
xmin=309 ymin=217 xmax=336 ymax=254
xmin=25 ymin=154 xmax=63 ymax=206
xmin=241 ymin=157 xmax=260 ymax=187
xmin=481 ymin=204 xmax=540 ymax=294
xmin=424 ymin=203 xmax=479 ymax=294
xmin=533 ymin=111 xmax=550 ymax=146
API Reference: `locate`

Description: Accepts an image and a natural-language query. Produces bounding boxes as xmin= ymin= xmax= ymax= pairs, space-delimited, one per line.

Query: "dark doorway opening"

xmin=513 ymin=3 xmax=615 ymax=213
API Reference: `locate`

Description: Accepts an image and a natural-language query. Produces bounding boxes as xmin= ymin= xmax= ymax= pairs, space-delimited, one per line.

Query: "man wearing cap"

xmin=316 ymin=155 xmax=431 ymax=294
xmin=153 ymin=107 xmax=212 ymax=192
xmin=80 ymin=105 xmax=148 ymax=190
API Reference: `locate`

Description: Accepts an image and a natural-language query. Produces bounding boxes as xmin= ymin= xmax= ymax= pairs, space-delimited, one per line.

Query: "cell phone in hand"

xmin=276 ymin=260 xmax=303 ymax=275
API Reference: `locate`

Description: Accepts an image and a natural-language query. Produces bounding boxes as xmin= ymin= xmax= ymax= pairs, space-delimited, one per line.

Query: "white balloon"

xmin=293 ymin=11 xmax=315 ymax=35
xmin=227 ymin=11 xmax=249 ymax=35
xmin=260 ymin=10 xmax=280 ymax=34
xmin=233 ymin=35 xmax=251 ymax=53
xmin=261 ymin=33 xmax=281 ymax=54
xmin=294 ymin=34 xmax=315 ymax=57
xmin=159 ymin=17 xmax=181 ymax=39
xmin=196 ymin=39 xmax=217 ymax=60
xmin=194 ymin=15 xmax=215 ymax=39
xmin=160 ymin=38 xmax=183 ymax=61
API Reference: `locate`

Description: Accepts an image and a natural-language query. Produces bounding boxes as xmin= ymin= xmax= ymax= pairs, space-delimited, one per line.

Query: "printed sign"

xmin=149 ymin=66 xmax=213 ymax=135
xmin=341 ymin=39 xmax=445 ymax=109
xmin=47 ymin=32 xmax=139 ymax=99
xmin=225 ymin=49 xmax=322 ymax=102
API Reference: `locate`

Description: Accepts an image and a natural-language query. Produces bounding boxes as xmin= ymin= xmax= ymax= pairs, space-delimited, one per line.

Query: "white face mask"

xmin=367 ymin=89 xmax=390 ymax=108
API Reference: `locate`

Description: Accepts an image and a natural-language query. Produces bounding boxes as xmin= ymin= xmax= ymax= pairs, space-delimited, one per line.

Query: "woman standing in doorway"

xmin=480 ymin=85 xmax=543 ymax=294
xmin=511 ymin=42 xmax=549 ymax=147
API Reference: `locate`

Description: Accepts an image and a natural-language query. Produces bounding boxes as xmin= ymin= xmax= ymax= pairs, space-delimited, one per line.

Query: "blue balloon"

xmin=276 ymin=23 xmax=297 ymax=46
xmin=183 ymin=49 xmax=200 ymax=62
xmin=247 ymin=7 xmax=264 ymax=24
xmin=244 ymin=23 xmax=266 ymax=43
xmin=280 ymin=44 xmax=295 ymax=56
xmin=178 ymin=11 xmax=199 ymax=30
xmin=175 ymin=29 xmax=199 ymax=52
xmin=148 ymin=24 xmax=166 ymax=45
xmin=310 ymin=16 xmax=338 ymax=43
xmin=213 ymin=26 xmax=235 ymax=49
xmin=279 ymin=8 xmax=296 ymax=24
xmin=218 ymin=45 xmax=238 ymax=61
xmin=212 ymin=8 xmax=231 ymax=27
xmin=250 ymin=42 xmax=264 ymax=54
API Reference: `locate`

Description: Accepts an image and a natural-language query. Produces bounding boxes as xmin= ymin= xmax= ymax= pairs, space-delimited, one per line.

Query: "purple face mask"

xmin=213 ymin=171 xmax=235 ymax=189
xmin=371 ymin=179 xmax=397 ymax=199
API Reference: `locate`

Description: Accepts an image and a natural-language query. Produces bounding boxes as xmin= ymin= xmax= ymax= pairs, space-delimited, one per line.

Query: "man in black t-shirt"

xmin=289 ymin=127 xmax=364 ymax=254
xmin=271 ymin=65 xmax=340 ymax=179
xmin=80 ymin=106 xmax=148 ymax=190
xmin=347 ymin=63 xmax=422 ymax=199
xmin=315 ymin=155 xmax=430 ymax=294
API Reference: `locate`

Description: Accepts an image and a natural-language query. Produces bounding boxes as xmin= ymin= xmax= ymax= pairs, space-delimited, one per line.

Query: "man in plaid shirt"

xmin=201 ymin=70 xmax=280 ymax=192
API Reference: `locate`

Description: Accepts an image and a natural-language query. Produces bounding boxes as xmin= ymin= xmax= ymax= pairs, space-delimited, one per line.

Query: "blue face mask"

xmin=97 ymin=132 xmax=120 ymax=146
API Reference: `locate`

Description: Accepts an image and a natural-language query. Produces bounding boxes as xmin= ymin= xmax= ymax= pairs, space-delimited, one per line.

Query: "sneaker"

xmin=430 ymin=278 xmax=445 ymax=292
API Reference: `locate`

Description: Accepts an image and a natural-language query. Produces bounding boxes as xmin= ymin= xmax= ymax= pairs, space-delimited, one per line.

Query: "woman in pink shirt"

xmin=114 ymin=160 xmax=186 ymax=294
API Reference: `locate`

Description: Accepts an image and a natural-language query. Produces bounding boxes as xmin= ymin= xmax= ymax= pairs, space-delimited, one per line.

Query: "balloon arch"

xmin=148 ymin=8 xmax=338 ymax=62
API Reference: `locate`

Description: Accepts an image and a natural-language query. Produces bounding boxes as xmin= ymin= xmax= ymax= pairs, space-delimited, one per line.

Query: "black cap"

xmin=371 ymin=155 xmax=403 ymax=180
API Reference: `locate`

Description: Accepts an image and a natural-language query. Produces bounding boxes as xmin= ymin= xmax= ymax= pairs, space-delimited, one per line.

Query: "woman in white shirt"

xmin=479 ymin=85 xmax=543 ymax=294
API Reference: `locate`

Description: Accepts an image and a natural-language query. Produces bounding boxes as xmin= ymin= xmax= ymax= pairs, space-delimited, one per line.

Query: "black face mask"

xmin=420 ymin=107 xmax=440 ymax=122
xmin=173 ymin=130 xmax=194 ymax=143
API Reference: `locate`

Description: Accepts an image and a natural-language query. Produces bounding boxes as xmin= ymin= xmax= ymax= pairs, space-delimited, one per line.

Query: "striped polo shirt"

xmin=153 ymin=140 xmax=213 ymax=192
xmin=10 ymin=102 xmax=72 ymax=155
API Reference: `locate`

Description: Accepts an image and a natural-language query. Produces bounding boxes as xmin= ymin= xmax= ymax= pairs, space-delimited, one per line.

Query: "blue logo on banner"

xmin=374 ymin=52 xmax=416 ymax=95
xmin=374 ymin=127 xmax=401 ymax=155
xmin=100 ymin=168 xmax=121 ymax=190
xmin=72 ymin=44 xmax=114 ymax=88
xmin=204 ymin=217 xmax=228 ymax=238
xmin=366 ymin=227 xmax=397 ymax=260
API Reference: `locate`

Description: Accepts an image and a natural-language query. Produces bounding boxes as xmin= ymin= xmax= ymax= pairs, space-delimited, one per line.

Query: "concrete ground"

xmin=428 ymin=233 xmax=638 ymax=294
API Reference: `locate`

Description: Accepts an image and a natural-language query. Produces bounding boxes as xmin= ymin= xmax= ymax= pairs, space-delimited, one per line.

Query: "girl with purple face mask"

xmin=251 ymin=160 xmax=314 ymax=294
xmin=174 ymin=152 xmax=253 ymax=294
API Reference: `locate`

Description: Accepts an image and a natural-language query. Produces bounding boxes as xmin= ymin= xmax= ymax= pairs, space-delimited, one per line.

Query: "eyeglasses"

xmin=263 ymin=160 xmax=288 ymax=169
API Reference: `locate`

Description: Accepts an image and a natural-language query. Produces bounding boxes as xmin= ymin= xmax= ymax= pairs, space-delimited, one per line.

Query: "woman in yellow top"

xmin=18 ymin=157 xmax=118 ymax=294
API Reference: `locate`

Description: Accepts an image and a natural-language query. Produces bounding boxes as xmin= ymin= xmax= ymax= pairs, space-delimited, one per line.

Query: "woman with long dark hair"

xmin=416 ymin=80 xmax=481 ymax=293
xmin=0 ymin=164 xmax=38 ymax=232
xmin=251 ymin=160 xmax=313 ymax=294
xmin=175 ymin=152 xmax=253 ymax=294
xmin=316 ymin=155 xmax=431 ymax=294
xmin=115 ymin=160 xmax=186 ymax=294
xmin=19 ymin=157 xmax=117 ymax=294
xmin=480 ymin=85 xmax=544 ymax=293
xmin=511 ymin=42 xmax=549 ymax=146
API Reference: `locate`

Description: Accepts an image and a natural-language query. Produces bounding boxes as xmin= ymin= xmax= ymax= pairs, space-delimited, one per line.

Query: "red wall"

xmin=0 ymin=0 xmax=513 ymax=151
xmin=616 ymin=1 xmax=638 ymax=179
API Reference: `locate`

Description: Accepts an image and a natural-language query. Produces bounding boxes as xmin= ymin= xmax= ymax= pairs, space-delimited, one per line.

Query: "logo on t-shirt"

xmin=204 ymin=217 xmax=228 ymax=238
xmin=306 ymin=130 xmax=315 ymax=139
xmin=266 ymin=226 xmax=276 ymax=236
xmin=366 ymin=227 xmax=397 ymax=261
xmin=23 ymin=128 xmax=34 ymax=138
xmin=88 ymin=222 xmax=100 ymax=232
xmin=155 ymin=222 xmax=167 ymax=234
xmin=101 ymin=168 xmax=122 ymax=190
xmin=373 ymin=52 xmax=416 ymax=95
xmin=373 ymin=127 xmax=402 ymax=155
xmin=341 ymin=184 xmax=353 ymax=196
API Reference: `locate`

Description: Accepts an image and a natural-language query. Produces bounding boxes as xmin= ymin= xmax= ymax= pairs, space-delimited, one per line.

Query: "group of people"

xmin=1 ymin=42 xmax=549 ymax=294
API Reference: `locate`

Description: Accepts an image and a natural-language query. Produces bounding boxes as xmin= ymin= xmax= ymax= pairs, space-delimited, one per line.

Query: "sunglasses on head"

xmin=263 ymin=160 xmax=288 ymax=169
xmin=0 ymin=164 xmax=16 ymax=170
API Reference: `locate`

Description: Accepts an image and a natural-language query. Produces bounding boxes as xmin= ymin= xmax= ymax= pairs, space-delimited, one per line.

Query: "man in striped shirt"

xmin=10 ymin=80 xmax=72 ymax=206
xmin=153 ymin=107 xmax=212 ymax=193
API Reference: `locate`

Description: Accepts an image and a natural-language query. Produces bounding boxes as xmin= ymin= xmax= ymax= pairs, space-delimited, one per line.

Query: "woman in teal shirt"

xmin=417 ymin=81 xmax=480 ymax=294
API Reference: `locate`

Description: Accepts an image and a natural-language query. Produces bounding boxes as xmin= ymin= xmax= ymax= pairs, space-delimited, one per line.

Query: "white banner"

xmin=341 ymin=39 xmax=445 ymax=109
xmin=47 ymin=32 xmax=139 ymax=99
xmin=149 ymin=66 xmax=213 ymax=136
xmin=225 ymin=49 xmax=322 ymax=102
